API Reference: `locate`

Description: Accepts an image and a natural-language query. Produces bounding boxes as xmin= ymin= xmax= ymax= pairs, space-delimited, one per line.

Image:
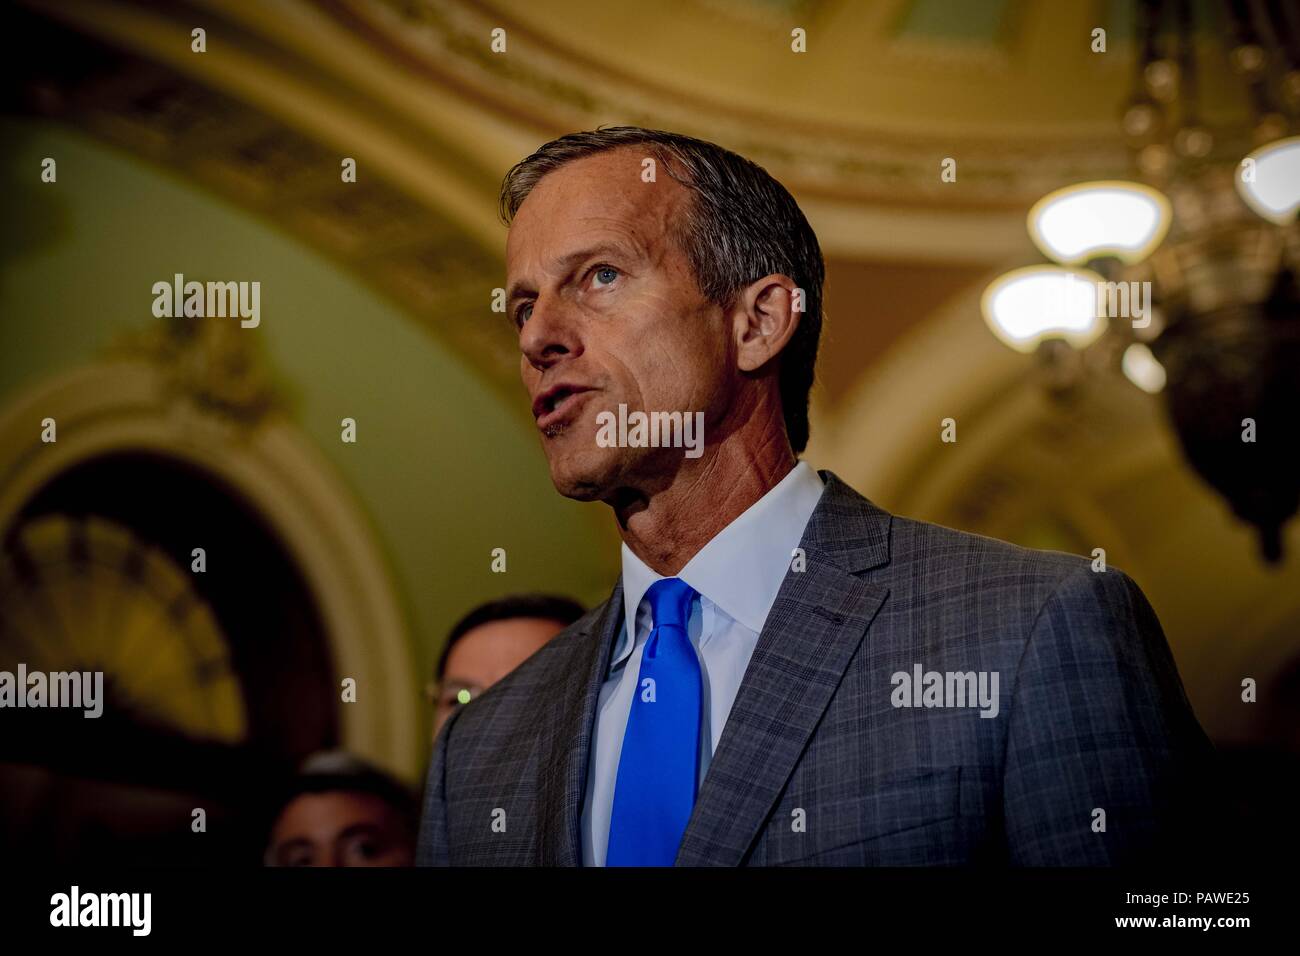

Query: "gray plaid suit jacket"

xmin=417 ymin=470 xmax=1211 ymax=866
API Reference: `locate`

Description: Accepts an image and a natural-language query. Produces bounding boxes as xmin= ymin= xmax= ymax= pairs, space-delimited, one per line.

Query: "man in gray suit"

xmin=417 ymin=127 xmax=1211 ymax=867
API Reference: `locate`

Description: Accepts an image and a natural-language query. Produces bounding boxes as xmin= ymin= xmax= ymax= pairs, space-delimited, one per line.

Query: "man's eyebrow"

xmin=337 ymin=823 xmax=384 ymax=841
xmin=440 ymin=675 xmax=483 ymax=691
xmin=506 ymin=241 xmax=640 ymax=305
xmin=271 ymin=838 xmax=314 ymax=860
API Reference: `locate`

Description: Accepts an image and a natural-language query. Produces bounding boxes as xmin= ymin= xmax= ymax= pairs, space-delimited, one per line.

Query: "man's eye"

xmin=341 ymin=834 xmax=383 ymax=865
xmin=592 ymin=266 xmax=619 ymax=288
xmin=516 ymin=302 xmax=533 ymax=326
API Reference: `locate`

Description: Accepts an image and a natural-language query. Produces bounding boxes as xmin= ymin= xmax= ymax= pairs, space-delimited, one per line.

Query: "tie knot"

xmin=645 ymin=577 xmax=696 ymax=631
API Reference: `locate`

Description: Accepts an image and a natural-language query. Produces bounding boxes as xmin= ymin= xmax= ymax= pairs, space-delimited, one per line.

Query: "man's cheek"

xmin=519 ymin=355 xmax=536 ymax=389
xmin=649 ymin=353 xmax=708 ymax=412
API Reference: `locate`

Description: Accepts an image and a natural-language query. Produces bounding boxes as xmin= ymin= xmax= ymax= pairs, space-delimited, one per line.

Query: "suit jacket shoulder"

xmin=418 ymin=470 xmax=1210 ymax=867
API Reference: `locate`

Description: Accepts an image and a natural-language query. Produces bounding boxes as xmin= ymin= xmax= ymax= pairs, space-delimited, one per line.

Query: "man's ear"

xmin=733 ymin=274 xmax=802 ymax=373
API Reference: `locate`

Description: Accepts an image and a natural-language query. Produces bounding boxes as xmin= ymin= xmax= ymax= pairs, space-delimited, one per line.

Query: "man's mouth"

xmin=533 ymin=384 xmax=596 ymax=431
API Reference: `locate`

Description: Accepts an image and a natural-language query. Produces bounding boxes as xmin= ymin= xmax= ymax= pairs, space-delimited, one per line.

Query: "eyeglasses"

xmin=425 ymin=681 xmax=483 ymax=710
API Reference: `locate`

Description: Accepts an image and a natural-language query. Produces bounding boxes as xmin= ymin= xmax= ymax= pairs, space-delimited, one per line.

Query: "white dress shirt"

xmin=579 ymin=460 xmax=826 ymax=866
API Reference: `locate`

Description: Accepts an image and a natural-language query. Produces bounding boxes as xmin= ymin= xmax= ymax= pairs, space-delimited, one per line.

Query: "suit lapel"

xmin=536 ymin=581 xmax=624 ymax=865
xmin=675 ymin=471 xmax=892 ymax=866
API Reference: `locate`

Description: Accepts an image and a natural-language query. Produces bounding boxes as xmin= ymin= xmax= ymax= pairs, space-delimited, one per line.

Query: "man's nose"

xmin=520 ymin=295 xmax=582 ymax=371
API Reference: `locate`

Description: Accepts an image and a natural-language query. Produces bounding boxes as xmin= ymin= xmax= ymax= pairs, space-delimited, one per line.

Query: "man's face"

xmin=432 ymin=617 xmax=566 ymax=737
xmin=506 ymin=148 xmax=734 ymax=501
xmin=266 ymin=792 xmax=413 ymax=867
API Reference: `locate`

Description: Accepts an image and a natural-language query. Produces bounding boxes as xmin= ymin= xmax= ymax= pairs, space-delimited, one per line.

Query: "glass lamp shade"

xmin=981 ymin=265 xmax=1106 ymax=353
xmin=1122 ymin=342 xmax=1167 ymax=393
xmin=1028 ymin=180 xmax=1172 ymax=264
xmin=1236 ymin=136 xmax=1300 ymax=224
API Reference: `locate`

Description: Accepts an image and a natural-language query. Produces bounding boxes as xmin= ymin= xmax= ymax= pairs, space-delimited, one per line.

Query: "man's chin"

xmin=545 ymin=447 xmax=623 ymax=502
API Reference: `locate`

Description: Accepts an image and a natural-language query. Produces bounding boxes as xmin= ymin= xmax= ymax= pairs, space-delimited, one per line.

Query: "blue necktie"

xmin=605 ymin=577 xmax=702 ymax=866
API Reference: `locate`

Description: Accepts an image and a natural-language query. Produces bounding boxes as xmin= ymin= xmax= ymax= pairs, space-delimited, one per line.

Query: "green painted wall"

xmin=0 ymin=117 xmax=619 ymax=741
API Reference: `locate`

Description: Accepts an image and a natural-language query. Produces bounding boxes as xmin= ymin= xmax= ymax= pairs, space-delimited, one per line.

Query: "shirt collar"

xmin=612 ymin=461 xmax=825 ymax=668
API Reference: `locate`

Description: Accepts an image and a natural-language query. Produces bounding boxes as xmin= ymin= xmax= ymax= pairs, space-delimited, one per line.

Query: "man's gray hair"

xmin=499 ymin=127 xmax=824 ymax=455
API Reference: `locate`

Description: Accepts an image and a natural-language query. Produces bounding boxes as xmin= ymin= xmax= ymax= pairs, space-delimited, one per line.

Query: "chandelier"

xmin=982 ymin=0 xmax=1300 ymax=563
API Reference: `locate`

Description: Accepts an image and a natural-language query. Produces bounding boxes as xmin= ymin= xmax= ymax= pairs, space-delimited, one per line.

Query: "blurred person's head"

xmin=500 ymin=127 xmax=822 ymax=507
xmin=430 ymin=594 xmax=584 ymax=737
xmin=264 ymin=751 xmax=417 ymax=867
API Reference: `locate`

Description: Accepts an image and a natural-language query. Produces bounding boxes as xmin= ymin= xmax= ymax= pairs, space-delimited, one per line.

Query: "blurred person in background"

xmin=428 ymin=594 xmax=585 ymax=738
xmin=264 ymin=750 xmax=418 ymax=867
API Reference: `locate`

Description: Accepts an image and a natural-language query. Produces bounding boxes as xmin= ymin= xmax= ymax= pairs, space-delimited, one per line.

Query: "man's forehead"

xmin=507 ymin=148 xmax=686 ymax=257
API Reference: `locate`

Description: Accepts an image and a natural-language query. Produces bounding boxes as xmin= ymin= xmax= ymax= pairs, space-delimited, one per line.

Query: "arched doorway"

xmin=0 ymin=356 xmax=418 ymax=864
xmin=1 ymin=453 xmax=338 ymax=863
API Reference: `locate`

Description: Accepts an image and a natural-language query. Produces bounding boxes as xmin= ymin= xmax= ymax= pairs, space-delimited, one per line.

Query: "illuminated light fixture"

xmin=1121 ymin=343 xmax=1167 ymax=394
xmin=983 ymin=1 xmax=1300 ymax=563
xmin=1027 ymin=181 xmax=1172 ymax=265
xmin=981 ymin=265 xmax=1106 ymax=354
xmin=1235 ymin=136 xmax=1300 ymax=225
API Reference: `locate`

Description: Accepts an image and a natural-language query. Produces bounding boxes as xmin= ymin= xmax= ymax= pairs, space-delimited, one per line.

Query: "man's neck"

xmin=612 ymin=432 xmax=797 ymax=576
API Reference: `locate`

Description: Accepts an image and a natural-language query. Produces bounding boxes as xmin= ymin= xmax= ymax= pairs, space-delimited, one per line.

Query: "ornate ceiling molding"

xmin=326 ymin=0 xmax=1131 ymax=207
xmin=13 ymin=0 xmax=519 ymax=389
